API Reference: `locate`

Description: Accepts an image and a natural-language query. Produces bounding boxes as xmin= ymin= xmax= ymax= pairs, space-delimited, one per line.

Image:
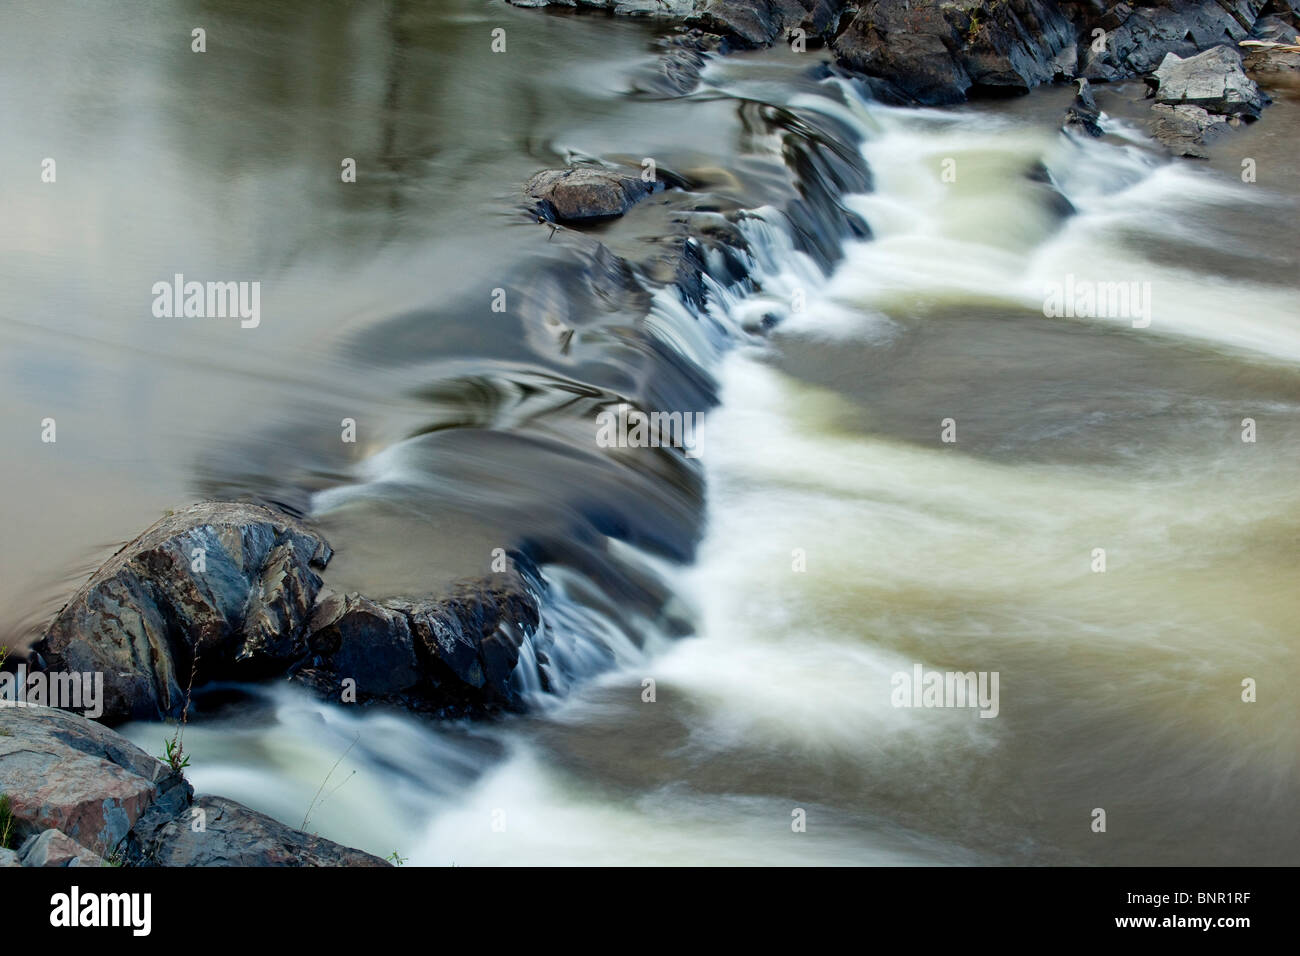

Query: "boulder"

xmin=0 ymin=706 xmax=386 ymax=867
xmin=128 ymin=795 xmax=386 ymax=867
xmin=830 ymin=0 xmax=1077 ymax=105
xmin=1152 ymin=45 xmax=1267 ymax=117
xmin=17 ymin=829 xmax=105 ymax=867
xmin=0 ymin=848 xmax=18 ymax=867
xmin=296 ymin=571 xmax=544 ymax=715
xmin=0 ymin=704 xmax=173 ymax=854
xmin=32 ymin=501 xmax=332 ymax=724
xmin=526 ymin=167 xmax=665 ymax=223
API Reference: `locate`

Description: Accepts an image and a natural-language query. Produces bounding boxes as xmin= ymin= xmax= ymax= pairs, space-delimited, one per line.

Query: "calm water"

xmin=3 ymin=2 xmax=1298 ymax=864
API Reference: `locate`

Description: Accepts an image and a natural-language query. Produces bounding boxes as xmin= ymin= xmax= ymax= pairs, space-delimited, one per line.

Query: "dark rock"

xmin=526 ymin=167 xmax=665 ymax=223
xmin=0 ymin=706 xmax=386 ymax=866
xmin=17 ymin=829 xmax=105 ymax=867
xmin=830 ymin=0 xmax=1077 ymax=105
xmin=32 ymin=501 xmax=331 ymax=724
xmin=307 ymin=594 xmax=422 ymax=697
xmin=293 ymin=569 xmax=544 ymax=715
xmin=1077 ymin=0 xmax=1267 ymax=81
xmin=1064 ymin=78 xmax=1105 ymax=136
xmin=687 ymin=0 xmax=812 ymax=47
xmin=128 ymin=795 xmax=387 ymax=867
xmin=1151 ymin=45 xmax=1267 ymax=117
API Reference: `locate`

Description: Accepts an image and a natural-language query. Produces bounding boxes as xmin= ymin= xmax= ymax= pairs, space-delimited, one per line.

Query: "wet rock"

xmin=17 ymin=829 xmax=105 ymax=867
xmin=32 ymin=501 xmax=332 ymax=724
xmin=0 ymin=706 xmax=386 ymax=867
xmin=526 ymin=167 xmax=665 ymax=223
xmin=293 ymin=570 xmax=544 ymax=716
xmin=307 ymin=594 xmax=422 ymax=697
xmin=1064 ymin=78 xmax=1104 ymax=137
xmin=1151 ymin=45 xmax=1267 ymax=118
xmin=830 ymin=0 xmax=1077 ymax=105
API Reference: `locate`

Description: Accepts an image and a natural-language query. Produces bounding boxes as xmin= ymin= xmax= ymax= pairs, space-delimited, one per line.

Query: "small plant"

xmin=0 ymin=794 xmax=16 ymax=850
xmin=162 ymin=736 xmax=190 ymax=772
xmin=160 ymin=651 xmax=199 ymax=775
xmin=386 ymin=850 xmax=407 ymax=866
xmin=966 ymin=12 xmax=982 ymax=44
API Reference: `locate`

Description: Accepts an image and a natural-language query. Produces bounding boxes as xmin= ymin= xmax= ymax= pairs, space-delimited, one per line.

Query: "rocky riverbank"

xmin=0 ymin=706 xmax=387 ymax=866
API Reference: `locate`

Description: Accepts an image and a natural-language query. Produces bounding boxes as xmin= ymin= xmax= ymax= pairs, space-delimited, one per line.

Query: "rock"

xmin=1149 ymin=102 xmax=1233 ymax=158
xmin=1076 ymin=0 xmax=1267 ymax=80
xmin=0 ymin=848 xmax=19 ymax=866
xmin=0 ymin=705 xmax=386 ymax=866
xmin=296 ymin=571 xmax=545 ymax=715
xmin=0 ymin=704 xmax=173 ymax=854
xmin=830 ymin=0 xmax=1077 ymax=105
xmin=526 ymin=167 xmax=665 ymax=223
xmin=127 ymin=795 xmax=387 ymax=867
xmin=17 ymin=829 xmax=105 ymax=867
xmin=1063 ymin=77 xmax=1104 ymax=137
xmin=32 ymin=501 xmax=332 ymax=724
xmin=306 ymin=594 xmax=422 ymax=697
xmin=1152 ymin=45 xmax=1267 ymax=118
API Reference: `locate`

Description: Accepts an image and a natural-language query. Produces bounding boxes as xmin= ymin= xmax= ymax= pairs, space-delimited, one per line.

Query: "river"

xmin=2 ymin=0 xmax=1297 ymax=865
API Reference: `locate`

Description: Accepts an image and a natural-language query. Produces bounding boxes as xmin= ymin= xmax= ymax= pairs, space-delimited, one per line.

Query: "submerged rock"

xmin=1151 ymin=45 xmax=1267 ymax=118
xmin=526 ymin=167 xmax=664 ymax=223
xmin=0 ymin=706 xmax=386 ymax=866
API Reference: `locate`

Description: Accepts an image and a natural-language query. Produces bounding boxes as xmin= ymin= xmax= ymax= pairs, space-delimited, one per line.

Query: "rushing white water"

xmin=122 ymin=78 xmax=1300 ymax=866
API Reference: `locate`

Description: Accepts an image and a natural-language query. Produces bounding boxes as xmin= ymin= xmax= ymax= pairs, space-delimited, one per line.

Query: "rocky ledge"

xmin=0 ymin=706 xmax=386 ymax=866
xmin=28 ymin=501 xmax=545 ymax=725
xmin=511 ymin=0 xmax=1297 ymax=112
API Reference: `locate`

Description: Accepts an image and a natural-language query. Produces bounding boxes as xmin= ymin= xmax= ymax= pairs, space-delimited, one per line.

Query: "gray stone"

xmin=18 ymin=828 xmax=105 ymax=867
xmin=1153 ymin=45 xmax=1266 ymax=118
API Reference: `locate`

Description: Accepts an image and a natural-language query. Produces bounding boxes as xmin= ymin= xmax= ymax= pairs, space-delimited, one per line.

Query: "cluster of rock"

xmin=511 ymin=0 xmax=1295 ymax=164
xmin=28 ymin=501 xmax=545 ymax=725
xmin=0 ymin=706 xmax=386 ymax=866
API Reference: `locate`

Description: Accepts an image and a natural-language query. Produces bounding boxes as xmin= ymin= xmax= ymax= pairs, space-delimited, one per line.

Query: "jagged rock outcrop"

xmin=0 ymin=706 xmax=386 ymax=866
xmin=831 ymin=0 xmax=1078 ymax=104
xmin=27 ymin=501 xmax=546 ymax=724
xmin=1076 ymin=0 xmax=1268 ymax=80
xmin=31 ymin=502 xmax=333 ymax=724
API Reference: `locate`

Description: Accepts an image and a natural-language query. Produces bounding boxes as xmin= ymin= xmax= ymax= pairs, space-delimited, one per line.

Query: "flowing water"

xmin=3 ymin=2 xmax=1297 ymax=865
